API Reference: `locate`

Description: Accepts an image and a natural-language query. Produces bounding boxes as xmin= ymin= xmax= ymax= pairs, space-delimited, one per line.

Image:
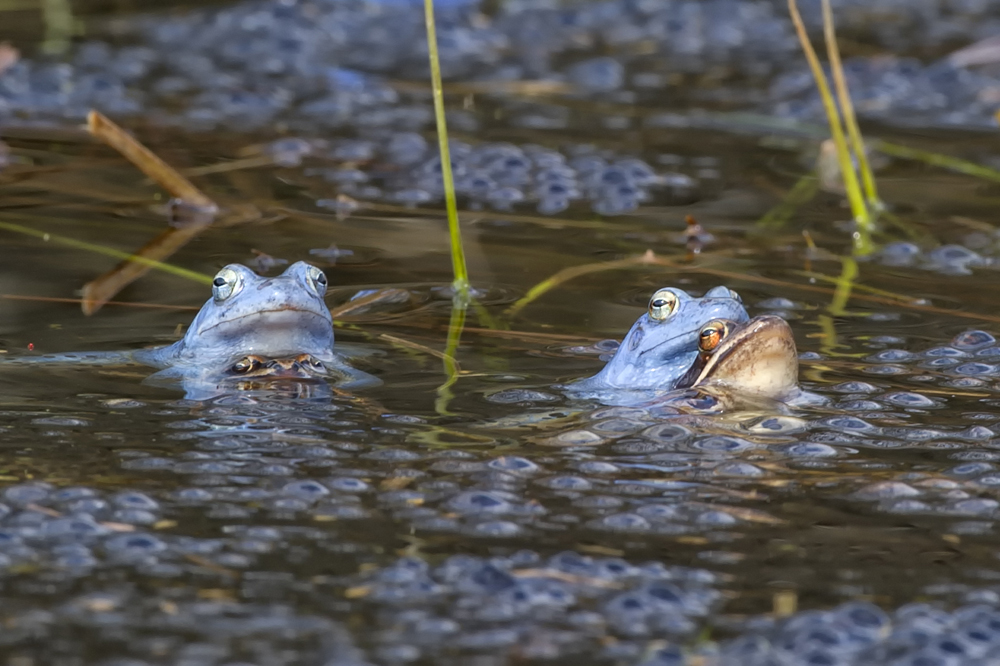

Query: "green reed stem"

xmin=423 ymin=0 xmax=469 ymax=298
xmin=795 ymin=268 xmax=919 ymax=303
xmin=874 ymin=141 xmax=1000 ymax=183
xmin=821 ymin=0 xmax=880 ymax=212
xmin=0 ymin=219 xmax=213 ymax=284
xmin=435 ymin=300 xmax=468 ymax=415
xmin=505 ymin=254 xmax=658 ymax=319
xmin=788 ymin=0 xmax=872 ymax=255
xmin=40 ymin=0 xmax=73 ymax=55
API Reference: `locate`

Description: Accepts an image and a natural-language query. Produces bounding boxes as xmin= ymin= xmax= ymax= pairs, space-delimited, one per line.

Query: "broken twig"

xmin=87 ymin=111 xmax=218 ymax=214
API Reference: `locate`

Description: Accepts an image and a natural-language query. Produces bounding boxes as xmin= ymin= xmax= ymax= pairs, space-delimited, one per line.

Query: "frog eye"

xmin=212 ymin=266 xmax=243 ymax=302
xmin=296 ymin=354 xmax=324 ymax=370
xmin=305 ymin=265 xmax=328 ymax=296
xmin=648 ymin=289 xmax=679 ymax=322
xmin=698 ymin=320 xmax=729 ymax=354
xmin=231 ymin=356 xmax=262 ymax=374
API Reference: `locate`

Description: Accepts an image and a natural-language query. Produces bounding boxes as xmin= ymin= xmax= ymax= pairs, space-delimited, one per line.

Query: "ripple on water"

xmin=485 ymin=389 xmax=560 ymax=404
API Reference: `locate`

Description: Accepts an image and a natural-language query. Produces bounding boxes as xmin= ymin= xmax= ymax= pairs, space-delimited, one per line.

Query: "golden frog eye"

xmin=698 ymin=320 xmax=729 ymax=353
xmin=212 ymin=266 xmax=244 ymax=302
xmin=648 ymin=289 xmax=679 ymax=322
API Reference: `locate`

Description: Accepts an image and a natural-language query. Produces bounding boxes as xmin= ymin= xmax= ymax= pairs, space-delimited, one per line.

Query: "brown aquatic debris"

xmin=948 ymin=35 xmax=1000 ymax=68
xmin=80 ymin=224 xmax=209 ymax=316
xmin=86 ymin=111 xmax=218 ymax=214
xmin=81 ymin=111 xmax=224 ymax=315
xmin=683 ymin=214 xmax=713 ymax=255
xmin=329 ymin=288 xmax=411 ymax=319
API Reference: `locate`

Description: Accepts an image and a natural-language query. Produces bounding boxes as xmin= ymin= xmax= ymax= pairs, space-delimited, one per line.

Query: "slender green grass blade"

xmin=423 ymin=0 xmax=469 ymax=297
xmin=755 ymin=172 xmax=819 ymax=231
xmin=787 ymin=0 xmax=871 ymax=254
xmin=505 ymin=254 xmax=659 ymax=318
xmin=875 ymin=141 xmax=1000 ymax=183
xmin=821 ymin=0 xmax=881 ymax=212
xmin=0 ymin=219 xmax=213 ymax=284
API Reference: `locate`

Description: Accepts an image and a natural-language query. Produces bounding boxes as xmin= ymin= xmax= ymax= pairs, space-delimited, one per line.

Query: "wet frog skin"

xmin=511 ymin=314 xmax=802 ymax=446
xmin=677 ymin=315 xmax=798 ymax=400
xmin=566 ymin=285 xmax=749 ymax=395
xmin=13 ymin=262 xmax=377 ymax=399
xmin=134 ymin=262 xmax=337 ymax=370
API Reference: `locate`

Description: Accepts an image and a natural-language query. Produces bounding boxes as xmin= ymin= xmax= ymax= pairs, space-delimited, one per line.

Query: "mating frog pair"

xmin=566 ymin=285 xmax=798 ymax=404
xmin=19 ymin=262 xmax=799 ymax=402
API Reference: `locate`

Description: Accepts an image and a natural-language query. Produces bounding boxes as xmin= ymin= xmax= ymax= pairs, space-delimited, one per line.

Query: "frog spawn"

xmin=3 ymin=228 xmax=1000 ymax=665
xmin=704 ymin=595 xmax=1000 ymax=666
xmin=11 ymin=325 xmax=1000 ymax=664
xmin=339 ymin=551 xmax=723 ymax=663
xmin=306 ymin=139 xmax=691 ymax=217
xmin=4 ymin=0 xmax=1000 ymax=133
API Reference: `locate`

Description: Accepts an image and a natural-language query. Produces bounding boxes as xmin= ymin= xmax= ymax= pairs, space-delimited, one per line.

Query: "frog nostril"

xmin=628 ymin=328 xmax=644 ymax=352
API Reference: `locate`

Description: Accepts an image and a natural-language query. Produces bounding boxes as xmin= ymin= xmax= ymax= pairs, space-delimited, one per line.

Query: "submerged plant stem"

xmin=816 ymin=314 xmax=843 ymax=356
xmin=423 ymin=0 xmax=469 ymax=297
xmin=435 ymin=300 xmax=468 ymax=415
xmin=828 ymin=256 xmax=858 ymax=316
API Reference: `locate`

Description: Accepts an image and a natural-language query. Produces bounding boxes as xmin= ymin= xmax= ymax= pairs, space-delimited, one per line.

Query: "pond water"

xmin=4 ymin=0 xmax=1000 ymax=664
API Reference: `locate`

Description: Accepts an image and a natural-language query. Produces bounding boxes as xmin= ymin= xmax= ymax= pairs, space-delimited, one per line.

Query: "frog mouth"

xmin=201 ymin=305 xmax=330 ymax=334
xmin=196 ymin=305 xmax=335 ymax=364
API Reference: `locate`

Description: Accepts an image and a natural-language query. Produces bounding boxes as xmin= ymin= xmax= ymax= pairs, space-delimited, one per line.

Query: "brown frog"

xmin=676 ymin=315 xmax=798 ymax=400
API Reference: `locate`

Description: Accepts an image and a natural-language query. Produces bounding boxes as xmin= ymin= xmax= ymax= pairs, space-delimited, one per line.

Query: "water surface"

xmin=3 ymin=1 xmax=1000 ymax=664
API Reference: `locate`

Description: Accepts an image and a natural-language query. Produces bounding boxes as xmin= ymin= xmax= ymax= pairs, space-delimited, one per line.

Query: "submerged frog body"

xmin=565 ymin=285 xmax=749 ymax=400
xmin=677 ymin=315 xmax=799 ymax=401
xmin=17 ymin=262 xmax=377 ymax=399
